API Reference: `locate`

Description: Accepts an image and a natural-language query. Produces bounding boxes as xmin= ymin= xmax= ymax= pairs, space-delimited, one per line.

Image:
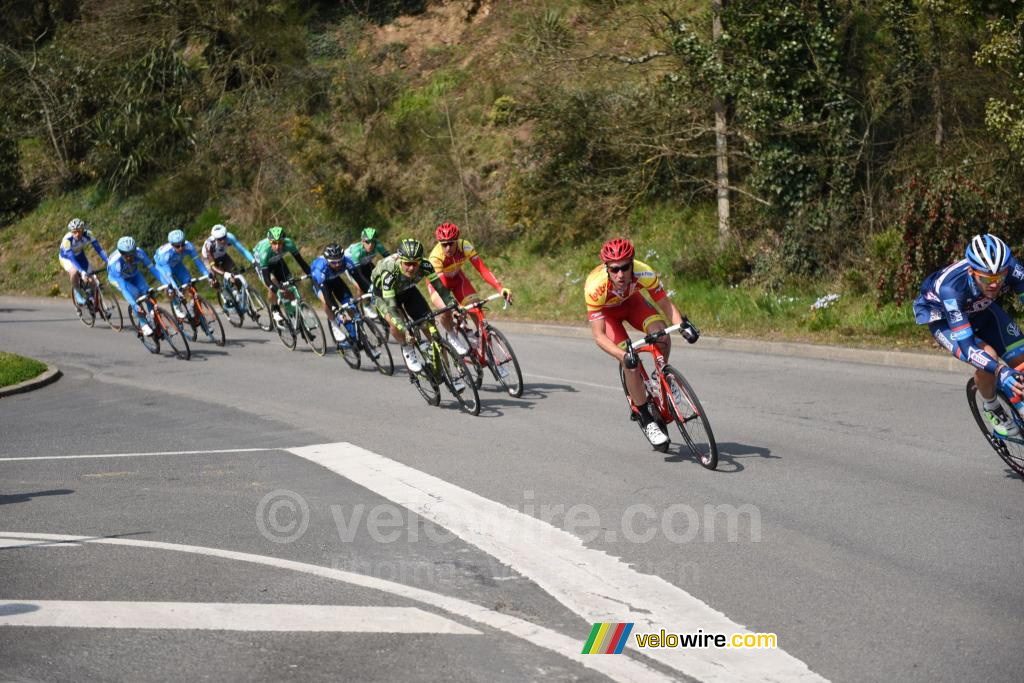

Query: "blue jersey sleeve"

xmin=228 ymin=233 xmax=254 ymax=263
xmin=938 ymin=287 xmax=999 ymax=374
xmin=310 ymin=257 xmax=328 ymax=287
xmin=185 ymin=242 xmax=210 ymax=277
xmin=91 ymin=236 xmax=109 ymax=264
xmin=138 ymin=249 xmax=161 ymax=283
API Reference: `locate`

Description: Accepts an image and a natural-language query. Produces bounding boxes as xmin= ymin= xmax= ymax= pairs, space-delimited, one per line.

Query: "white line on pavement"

xmin=289 ymin=442 xmax=827 ymax=683
xmin=0 ymin=448 xmax=275 ymax=462
xmin=525 ymin=372 xmax=620 ymax=392
xmin=0 ymin=601 xmax=479 ymax=633
xmin=0 ymin=533 xmax=669 ymax=683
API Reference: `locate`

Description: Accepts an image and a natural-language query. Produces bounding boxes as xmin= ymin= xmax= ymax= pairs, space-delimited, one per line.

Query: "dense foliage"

xmin=4 ymin=0 xmax=1024 ymax=302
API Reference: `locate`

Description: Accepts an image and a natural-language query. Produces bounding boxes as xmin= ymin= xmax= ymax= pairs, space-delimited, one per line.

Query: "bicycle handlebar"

xmin=625 ymin=317 xmax=701 ymax=352
xmin=459 ymin=292 xmax=507 ymax=313
xmin=407 ymin=301 xmax=462 ymax=328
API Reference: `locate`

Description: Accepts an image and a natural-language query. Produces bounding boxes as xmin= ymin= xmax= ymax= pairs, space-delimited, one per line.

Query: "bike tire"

xmin=99 ymin=287 xmax=124 ymax=331
xmin=250 ymin=289 xmax=273 ymax=331
xmin=662 ymin=366 xmax=718 ymax=469
xmin=196 ymin=296 xmax=226 ymax=346
xmin=439 ymin=339 xmax=481 ymax=415
xmin=74 ymin=293 xmax=96 ymax=327
xmin=156 ymin=306 xmax=191 ymax=360
xmin=218 ymin=287 xmax=245 ymax=328
xmin=299 ymin=302 xmax=328 ymax=356
xmin=128 ymin=306 xmax=160 ymax=354
xmin=276 ymin=311 xmax=297 ymax=350
xmin=618 ymin=364 xmax=671 ymax=453
xmin=454 ymin=325 xmax=485 ymax=389
xmin=966 ymin=378 xmax=1024 ymax=478
xmin=411 ymin=362 xmax=441 ymax=406
xmin=485 ymin=326 xmax=524 ymax=398
xmin=359 ymin=319 xmax=394 ymax=375
xmin=333 ymin=320 xmax=361 ymax=369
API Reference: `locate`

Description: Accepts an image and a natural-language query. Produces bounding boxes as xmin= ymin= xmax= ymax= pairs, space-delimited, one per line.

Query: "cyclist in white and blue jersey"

xmin=201 ymin=224 xmax=255 ymax=290
xmin=913 ymin=233 xmax=1024 ymax=436
xmin=58 ymin=218 xmax=109 ymax=305
xmin=154 ymin=229 xmax=210 ymax=315
xmin=311 ymin=243 xmax=356 ymax=343
xmin=107 ymin=236 xmax=162 ymax=337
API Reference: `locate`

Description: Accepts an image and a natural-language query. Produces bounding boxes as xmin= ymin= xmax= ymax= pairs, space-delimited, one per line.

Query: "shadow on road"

xmin=0 ymin=488 xmax=75 ymax=505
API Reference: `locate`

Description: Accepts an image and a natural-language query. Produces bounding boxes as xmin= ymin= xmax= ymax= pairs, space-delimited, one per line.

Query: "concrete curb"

xmin=495 ymin=320 xmax=966 ymax=374
xmin=0 ymin=364 xmax=63 ymax=398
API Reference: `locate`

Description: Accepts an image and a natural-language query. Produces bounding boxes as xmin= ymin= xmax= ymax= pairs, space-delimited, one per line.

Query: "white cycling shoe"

xmin=643 ymin=421 xmax=669 ymax=447
xmin=402 ymin=344 xmax=424 ymax=373
xmin=985 ymin=405 xmax=1020 ymax=438
xmin=445 ymin=331 xmax=469 ymax=355
xmin=140 ymin=323 xmax=154 ymax=337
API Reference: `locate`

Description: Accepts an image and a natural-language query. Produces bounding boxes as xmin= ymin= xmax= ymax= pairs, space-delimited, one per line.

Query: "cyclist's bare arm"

xmin=590 ymin=319 xmax=627 ymax=362
xmin=655 ymin=298 xmax=683 ymax=327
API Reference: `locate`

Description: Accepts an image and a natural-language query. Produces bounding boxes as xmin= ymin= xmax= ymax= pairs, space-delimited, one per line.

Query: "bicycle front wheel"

xmin=299 ymin=303 xmax=327 ymax=356
xmin=966 ymin=378 xmax=1024 ymax=477
xmin=218 ymin=287 xmax=245 ymax=328
xmin=129 ymin=306 xmax=160 ymax=354
xmin=662 ymin=366 xmax=718 ymax=469
xmin=196 ymin=296 xmax=226 ymax=346
xmin=440 ymin=340 xmax=481 ymax=416
xmin=276 ymin=312 xmax=297 ymax=350
xmin=485 ymin=326 xmax=523 ymax=398
xmin=333 ymin=320 xmax=361 ymax=369
xmin=411 ymin=362 xmax=441 ymax=406
xmin=249 ymin=288 xmax=273 ymax=331
xmin=156 ymin=306 xmax=191 ymax=360
xmin=99 ymin=288 xmax=124 ymax=331
xmin=74 ymin=294 xmax=96 ymax=327
xmin=358 ymin=319 xmax=394 ymax=375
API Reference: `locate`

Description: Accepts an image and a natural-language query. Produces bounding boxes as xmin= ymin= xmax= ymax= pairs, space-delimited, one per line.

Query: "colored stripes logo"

xmin=582 ymin=622 xmax=633 ymax=654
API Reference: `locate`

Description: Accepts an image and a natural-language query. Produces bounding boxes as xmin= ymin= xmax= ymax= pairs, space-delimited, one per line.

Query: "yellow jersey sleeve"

xmin=428 ymin=242 xmax=445 ymax=273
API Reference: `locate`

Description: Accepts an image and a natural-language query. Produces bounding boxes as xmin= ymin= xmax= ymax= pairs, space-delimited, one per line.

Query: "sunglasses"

xmin=327 ymin=259 xmax=343 ymax=267
xmin=975 ymin=268 xmax=1008 ymax=283
xmin=172 ymin=243 xmax=185 ymax=249
xmin=441 ymin=240 xmax=457 ymax=248
xmin=606 ymin=262 xmax=633 ymax=274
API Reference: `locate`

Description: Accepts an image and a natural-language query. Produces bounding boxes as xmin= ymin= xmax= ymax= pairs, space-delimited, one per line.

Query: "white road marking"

xmin=289 ymin=442 xmax=827 ymax=683
xmin=0 ymin=538 xmax=83 ymax=549
xmin=525 ymin=372 xmax=620 ymax=392
xmin=0 ymin=447 xmax=274 ymax=462
xmin=0 ymin=601 xmax=478 ymax=633
xmin=0 ymin=533 xmax=669 ymax=683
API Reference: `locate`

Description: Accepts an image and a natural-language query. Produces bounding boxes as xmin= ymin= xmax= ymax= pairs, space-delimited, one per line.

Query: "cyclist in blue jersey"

xmin=311 ymin=243 xmax=357 ymax=345
xmin=914 ymin=233 xmax=1024 ymax=437
xmin=58 ymin=218 xmax=109 ymax=305
xmin=107 ymin=236 xmax=162 ymax=337
xmin=154 ymin=229 xmax=210 ymax=319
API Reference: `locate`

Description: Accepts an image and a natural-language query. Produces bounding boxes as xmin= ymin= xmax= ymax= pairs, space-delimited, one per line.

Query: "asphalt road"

xmin=1 ymin=295 xmax=1022 ymax=682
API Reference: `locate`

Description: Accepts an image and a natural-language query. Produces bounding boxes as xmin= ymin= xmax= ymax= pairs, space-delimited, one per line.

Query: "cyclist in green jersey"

xmin=253 ymin=226 xmax=313 ymax=325
xmin=371 ymin=238 xmax=460 ymax=372
xmin=344 ymin=227 xmax=390 ymax=297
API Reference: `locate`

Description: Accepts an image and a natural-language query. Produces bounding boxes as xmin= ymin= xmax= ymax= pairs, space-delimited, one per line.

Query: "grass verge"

xmin=0 ymin=352 xmax=48 ymax=388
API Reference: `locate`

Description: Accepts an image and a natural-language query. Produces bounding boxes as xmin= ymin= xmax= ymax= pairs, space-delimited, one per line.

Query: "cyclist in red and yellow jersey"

xmin=586 ymin=238 xmax=685 ymax=447
xmin=427 ymin=222 xmax=512 ymax=341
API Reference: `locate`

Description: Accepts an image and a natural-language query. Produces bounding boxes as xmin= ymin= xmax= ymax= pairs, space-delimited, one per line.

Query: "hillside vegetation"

xmin=5 ymin=0 xmax=1024 ymax=346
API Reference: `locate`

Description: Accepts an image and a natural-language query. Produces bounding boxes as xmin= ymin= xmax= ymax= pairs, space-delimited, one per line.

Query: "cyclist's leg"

xmin=975 ymin=305 xmax=1024 ymax=411
xmin=604 ymin=308 xmax=645 ymax=404
xmin=351 ymin=265 xmax=372 ymax=298
xmin=115 ymin=274 xmax=151 ymax=329
xmin=61 ymin=256 xmax=86 ymax=300
xmin=627 ymin=294 xmax=669 ymax=359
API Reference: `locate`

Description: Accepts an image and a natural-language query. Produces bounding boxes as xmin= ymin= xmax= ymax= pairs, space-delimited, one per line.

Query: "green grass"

xmin=0 ymin=352 xmax=48 ymax=388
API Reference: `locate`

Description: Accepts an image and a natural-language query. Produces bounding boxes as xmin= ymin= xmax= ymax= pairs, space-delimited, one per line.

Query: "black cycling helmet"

xmin=323 ymin=243 xmax=344 ymax=261
xmin=397 ymin=238 xmax=423 ymax=262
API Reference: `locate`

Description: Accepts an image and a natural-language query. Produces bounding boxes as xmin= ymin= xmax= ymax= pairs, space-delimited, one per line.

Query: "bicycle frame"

xmin=624 ymin=322 xmax=698 ymax=422
xmin=452 ymin=292 xmax=506 ymax=364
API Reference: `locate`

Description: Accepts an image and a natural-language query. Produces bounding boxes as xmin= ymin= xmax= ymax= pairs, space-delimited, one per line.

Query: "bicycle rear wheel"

xmin=440 ymin=339 xmax=481 ymax=415
xmin=485 ymin=325 xmax=523 ymax=398
xmin=128 ymin=306 xmax=160 ymax=354
xmin=662 ymin=366 xmax=718 ymax=469
xmin=196 ymin=296 xmax=226 ymax=346
xmin=249 ymin=288 xmax=273 ymax=331
xmin=156 ymin=306 xmax=190 ymax=360
xmin=618 ymin=364 xmax=670 ymax=453
xmin=966 ymin=378 xmax=1024 ymax=477
xmin=299 ymin=302 xmax=327 ymax=356
xmin=218 ymin=286 xmax=245 ymax=328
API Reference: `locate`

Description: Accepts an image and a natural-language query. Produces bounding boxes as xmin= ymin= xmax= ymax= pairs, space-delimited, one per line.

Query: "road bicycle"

xmin=619 ymin=319 xmax=718 ymax=469
xmin=965 ymin=377 xmax=1024 ymax=477
xmin=451 ymin=292 xmax=523 ymax=398
xmin=272 ymin=275 xmax=327 ymax=355
xmin=169 ymin=276 xmax=225 ymax=346
xmin=407 ymin=303 xmax=483 ymax=416
xmin=215 ymin=267 xmax=272 ymax=331
xmin=72 ymin=269 xmax=123 ymax=331
xmin=127 ymin=284 xmax=190 ymax=360
xmin=331 ymin=292 xmax=395 ymax=375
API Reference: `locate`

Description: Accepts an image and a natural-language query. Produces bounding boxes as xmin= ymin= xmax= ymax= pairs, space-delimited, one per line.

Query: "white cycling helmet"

xmin=67 ymin=218 xmax=86 ymax=232
xmin=210 ymin=224 xmax=228 ymax=240
xmin=117 ymin=236 xmax=136 ymax=253
xmin=966 ymin=234 xmax=1011 ymax=274
xmin=168 ymin=229 xmax=186 ymax=245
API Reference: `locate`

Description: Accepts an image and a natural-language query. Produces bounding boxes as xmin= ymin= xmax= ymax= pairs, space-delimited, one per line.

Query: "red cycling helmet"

xmin=600 ymin=238 xmax=635 ymax=263
xmin=436 ymin=222 xmax=460 ymax=241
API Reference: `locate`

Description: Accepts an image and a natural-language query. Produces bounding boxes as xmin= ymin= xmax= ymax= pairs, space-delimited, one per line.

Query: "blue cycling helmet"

xmin=168 ymin=229 xmax=186 ymax=245
xmin=966 ymin=234 xmax=1011 ymax=274
xmin=117 ymin=236 xmax=136 ymax=253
